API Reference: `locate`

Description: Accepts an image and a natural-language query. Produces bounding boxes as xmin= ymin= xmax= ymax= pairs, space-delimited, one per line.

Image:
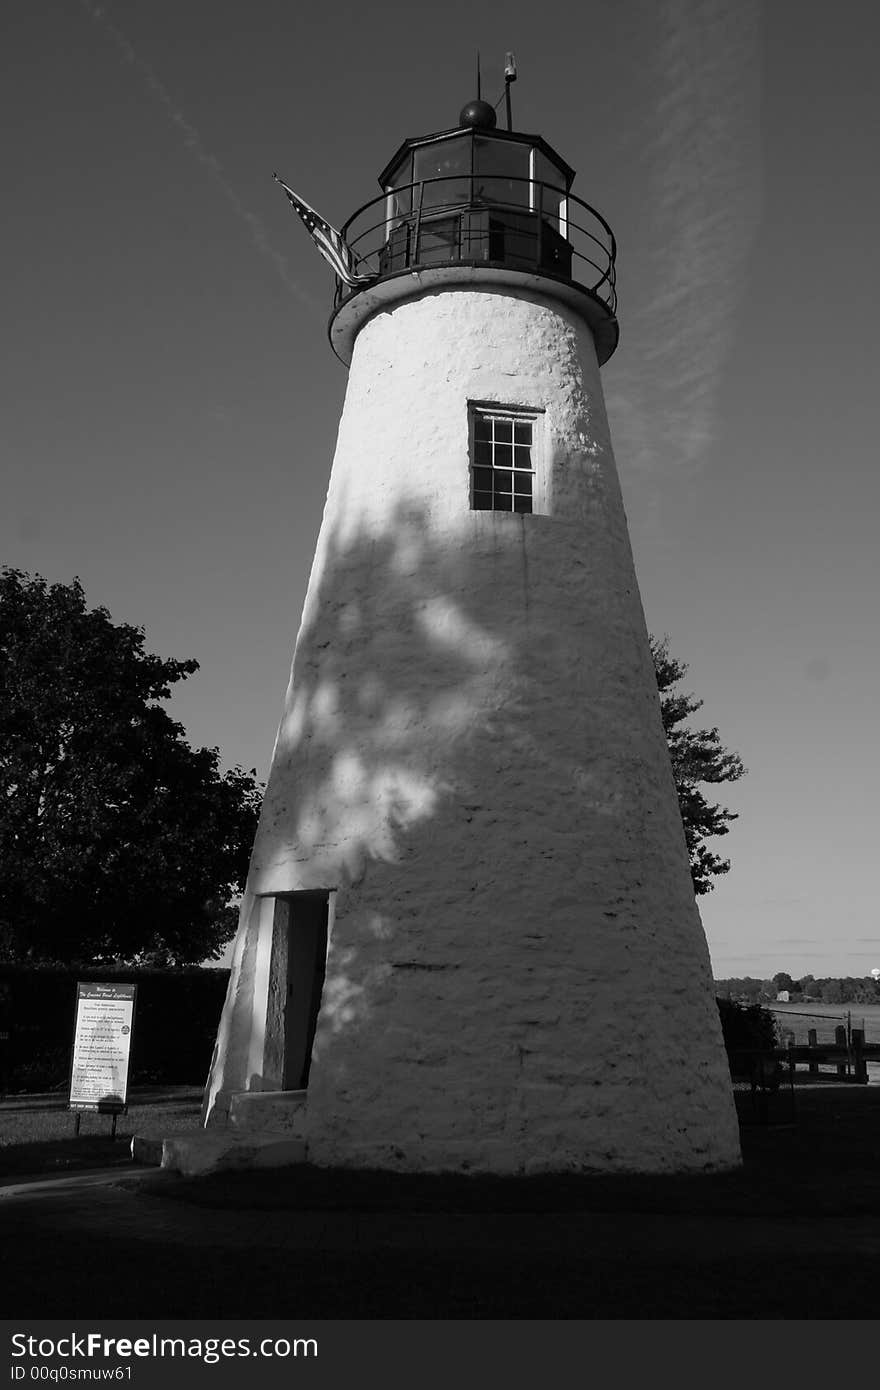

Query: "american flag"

xmin=273 ymin=175 xmax=373 ymax=288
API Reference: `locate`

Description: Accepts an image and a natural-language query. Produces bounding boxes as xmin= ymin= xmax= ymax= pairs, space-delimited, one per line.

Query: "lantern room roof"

xmin=377 ymin=125 xmax=576 ymax=191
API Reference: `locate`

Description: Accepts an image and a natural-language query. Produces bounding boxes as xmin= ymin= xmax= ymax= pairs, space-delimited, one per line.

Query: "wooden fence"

xmin=732 ymin=1030 xmax=879 ymax=1090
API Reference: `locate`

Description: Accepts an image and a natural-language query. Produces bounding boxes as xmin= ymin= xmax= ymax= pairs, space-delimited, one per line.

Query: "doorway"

xmin=263 ymin=892 xmax=329 ymax=1091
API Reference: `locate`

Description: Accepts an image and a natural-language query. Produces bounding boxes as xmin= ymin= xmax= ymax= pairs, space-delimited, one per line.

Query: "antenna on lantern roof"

xmin=504 ymin=51 xmax=517 ymax=131
xmin=460 ymin=49 xmax=497 ymax=129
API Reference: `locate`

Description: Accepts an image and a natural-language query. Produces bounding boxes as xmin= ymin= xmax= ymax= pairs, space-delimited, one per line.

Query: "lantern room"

xmin=379 ymin=100 xmax=575 ymax=277
xmin=329 ymin=100 xmax=619 ymax=366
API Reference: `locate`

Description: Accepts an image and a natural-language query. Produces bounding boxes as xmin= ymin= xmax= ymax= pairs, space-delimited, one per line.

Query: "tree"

xmin=0 ymin=569 xmax=262 ymax=965
xmin=773 ymin=972 xmax=797 ymax=995
xmin=651 ymin=635 xmax=746 ymax=896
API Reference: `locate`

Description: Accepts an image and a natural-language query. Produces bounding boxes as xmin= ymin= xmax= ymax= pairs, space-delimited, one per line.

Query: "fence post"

xmin=852 ymin=1028 xmax=868 ymax=1084
xmin=835 ymin=1024 xmax=848 ymax=1077
xmin=808 ymin=1028 xmax=818 ymax=1075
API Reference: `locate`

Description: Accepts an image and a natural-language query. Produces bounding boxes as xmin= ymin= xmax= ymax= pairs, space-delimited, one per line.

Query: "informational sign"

xmin=68 ymin=982 xmax=137 ymax=1112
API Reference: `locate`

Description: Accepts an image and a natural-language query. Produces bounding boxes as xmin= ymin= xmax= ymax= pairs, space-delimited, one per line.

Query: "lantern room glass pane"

xmin=473 ymin=137 xmax=530 ymax=208
xmin=385 ymin=186 xmax=412 ymax=218
xmin=414 ymin=137 xmax=472 ymax=209
xmin=386 ymin=152 xmax=413 ymax=188
xmin=534 ymin=151 xmax=567 ymax=222
xmin=383 ymin=152 xmax=411 ymax=219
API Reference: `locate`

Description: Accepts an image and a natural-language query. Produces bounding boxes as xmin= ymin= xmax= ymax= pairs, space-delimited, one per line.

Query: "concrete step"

xmin=228 ymin=1088 xmax=308 ymax=1136
xmin=131 ymin=1131 xmax=306 ymax=1177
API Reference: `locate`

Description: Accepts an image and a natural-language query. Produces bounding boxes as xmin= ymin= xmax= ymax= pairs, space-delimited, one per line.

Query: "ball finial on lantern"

xmin=458 ymin=99 xmax=497 ymax=129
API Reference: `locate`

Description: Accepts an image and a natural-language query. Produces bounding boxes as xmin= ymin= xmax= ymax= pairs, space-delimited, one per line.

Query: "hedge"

xmin=0 ymin=964 xmax=230 ymax=1093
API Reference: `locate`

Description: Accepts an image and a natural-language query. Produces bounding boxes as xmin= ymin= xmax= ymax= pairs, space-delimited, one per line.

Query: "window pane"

xmin=475 ymin=178 xmax=530 ymax=210
xmin=414 ymin=137 xmax=471 ymax=182
xmin=386 ymin=188 xmax=412 ymax=219
xmin=474 ymin=137 xmax=530 ymax=208
xmin=414 ymin=137 xmax=471 ymax=209
xmin=534 ymin=151 xmax=566 ymax=222
xmin=471 ymin=409 xmax=537 ymax=516
xmin=474 ymin=440 xmax=491 ymax=465
xmin=386 ymin=153 xmax=414 ymax=189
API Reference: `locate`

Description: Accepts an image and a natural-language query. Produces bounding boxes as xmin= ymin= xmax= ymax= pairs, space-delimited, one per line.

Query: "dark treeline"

xmin=715 ymin=973 xmax=880 ymax=1006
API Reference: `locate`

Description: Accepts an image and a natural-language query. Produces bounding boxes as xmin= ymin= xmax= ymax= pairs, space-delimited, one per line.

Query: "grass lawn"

xmin=0 ymin=1085 xmax=203 ymax=1179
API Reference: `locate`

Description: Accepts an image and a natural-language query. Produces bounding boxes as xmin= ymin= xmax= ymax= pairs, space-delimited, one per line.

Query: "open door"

xmin=263 ymin=893 xmax=329 ymax=1091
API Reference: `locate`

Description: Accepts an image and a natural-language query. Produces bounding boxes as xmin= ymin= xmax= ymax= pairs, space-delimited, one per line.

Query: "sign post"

xmin=68 ymin=982 xmax=137 ymax=1138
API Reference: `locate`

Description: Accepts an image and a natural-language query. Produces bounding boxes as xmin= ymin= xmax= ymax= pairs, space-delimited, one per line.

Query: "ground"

xmin=1 ymin=1082 xmax=878 ymax=1318
xmin=1 ymin=1078 xmax=878 ymax=1317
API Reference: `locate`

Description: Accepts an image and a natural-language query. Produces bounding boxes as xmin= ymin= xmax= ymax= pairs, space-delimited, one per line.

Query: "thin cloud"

xmin=713 ymin=952 xmax=877 ymax=963
xmin=79 ymin=0 xmax=322 ymax=315
xmin=605 ymin=0 xmax=763 ymax=522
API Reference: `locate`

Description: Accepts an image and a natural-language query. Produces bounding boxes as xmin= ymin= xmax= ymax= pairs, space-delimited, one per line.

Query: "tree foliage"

xmin=772 ymin=971 xmax=796 ymax=994
xmin=716 ymin=997 xmax=778 ymax=1053
xmin=716 ymin=974 xmax=880 ymax=1006
xmin=0 ymin=568 xmax=262 ymax=965
xmin=651 ymin=635 xmax=746 ymax=896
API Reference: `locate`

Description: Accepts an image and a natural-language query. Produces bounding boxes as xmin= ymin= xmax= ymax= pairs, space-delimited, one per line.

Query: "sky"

xmin=3 ymin=0 xmax=879 ymax=980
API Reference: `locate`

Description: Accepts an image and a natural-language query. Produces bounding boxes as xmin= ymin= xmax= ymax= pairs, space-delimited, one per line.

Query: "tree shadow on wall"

xmin=241 ymin=494 xmax=708 ymax=1150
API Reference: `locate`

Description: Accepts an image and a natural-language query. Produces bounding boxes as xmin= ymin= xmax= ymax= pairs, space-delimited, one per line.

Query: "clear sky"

xmin=4 ymin=0 xmax=879 ymax=979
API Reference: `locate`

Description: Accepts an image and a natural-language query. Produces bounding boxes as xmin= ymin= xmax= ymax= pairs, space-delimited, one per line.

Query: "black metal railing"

xmin=332 ymin=175 xmax=617 ymax=315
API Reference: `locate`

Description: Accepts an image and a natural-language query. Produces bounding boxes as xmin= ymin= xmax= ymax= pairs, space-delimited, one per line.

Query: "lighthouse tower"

xmin=203 ymin=94 xmax=741 ymax=1174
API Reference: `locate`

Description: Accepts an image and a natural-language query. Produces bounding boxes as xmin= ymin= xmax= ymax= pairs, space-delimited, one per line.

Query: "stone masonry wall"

xmin=204 ymin=287 xmax=741 ymax=1173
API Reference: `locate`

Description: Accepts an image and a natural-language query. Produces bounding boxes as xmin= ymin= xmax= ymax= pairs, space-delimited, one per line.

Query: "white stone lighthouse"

xmin=202 ymin=96 xmax=741 ymax=1174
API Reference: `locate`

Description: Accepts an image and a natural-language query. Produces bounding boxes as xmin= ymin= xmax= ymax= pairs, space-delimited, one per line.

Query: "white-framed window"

xmin=469 ymin=404 xmax=542 ymax=514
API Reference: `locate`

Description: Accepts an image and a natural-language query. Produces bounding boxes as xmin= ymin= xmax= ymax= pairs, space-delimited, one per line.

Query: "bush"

xmin=717 ymin=997 xmax=778 ymax=1052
